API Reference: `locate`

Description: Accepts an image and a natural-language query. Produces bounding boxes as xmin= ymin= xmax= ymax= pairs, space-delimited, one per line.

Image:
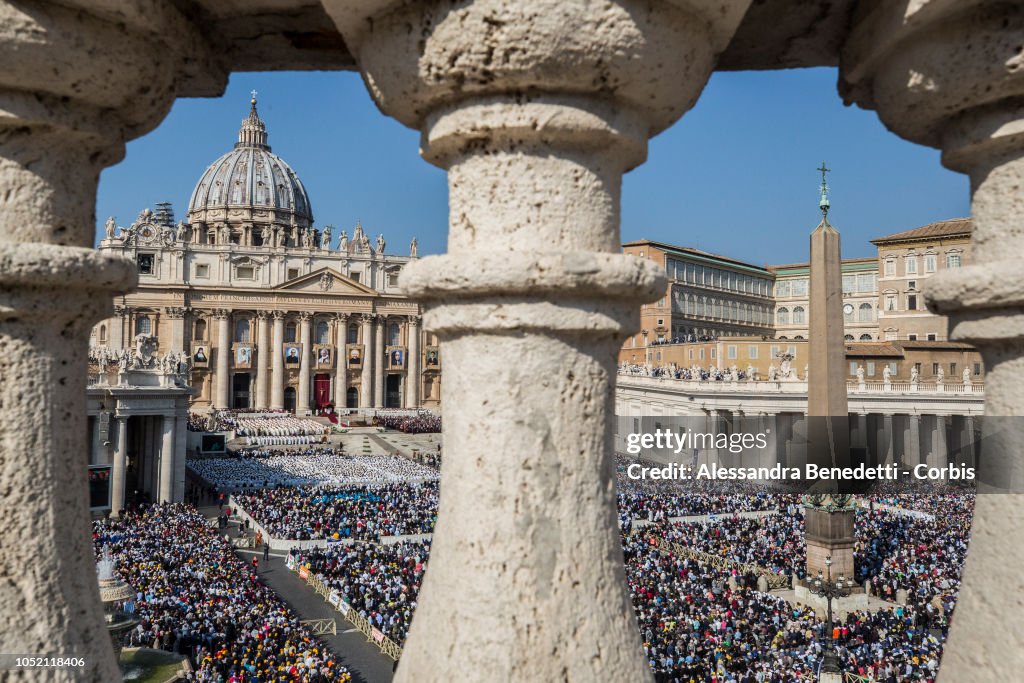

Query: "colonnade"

xmin=101 ymin=413 xmax=185 ymax=515
xmin=0 ymin=1 xmax=1022 ymax=680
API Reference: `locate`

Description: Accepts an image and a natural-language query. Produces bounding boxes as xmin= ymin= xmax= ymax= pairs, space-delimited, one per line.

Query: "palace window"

xmin=316 ymin=321 xmax=330 ymax=345
xmin=908 ymin=334 xmax=918 ymax=340
xmin=791 ymin=279 xmax=808 ymax=297
xmin=776 ymin=307 xmax=789 ymax=325
xmin=885 ymin=294 xmax=896 ymax=311
xmin=235 ymin=319 xmax=250 ymax=343
xmin=859 ymin=334 xmax=872 ymax=341
xmin=884 ymin=258 xmax=895 ymax=276
xmin=950 ymin=362 xmax=957 ymax=375
xmin=924 ymin=254 xmax=937 ymax=273
xmin=933 ymin=363 xmax=940 ymax=375
xmin=859 ymin=303 xmax=873 ymax=321
xmin=727 ymin=345 xmax=737 ymax=359
xmin=906 ymin=256 xmax=918 ymax=274
xmin=946 ymin=253 xmax=961 ymax=268
xmin=867 ymin=362 xmax=876 ymax=376
xmin=907 ymin=294 xmax=918 ymax=310
xmin=844 ymin=334 xmax=854 ymax=341
xmin=927 ymin=333 xmax=937 ymax=341
xmin=792 ymin=306 xmax=805 ymax=324
xmin=974 ymin=363 xmax=982 ymax=375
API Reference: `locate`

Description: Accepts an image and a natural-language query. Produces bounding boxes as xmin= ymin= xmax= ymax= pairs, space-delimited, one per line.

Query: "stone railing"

xmin=656 ymin=538 xmax=791 ymax=590
xmin=287 ymin=558 xmax=403 ymax=661
xmin=616 ymin=372 xmax=985 ymax=396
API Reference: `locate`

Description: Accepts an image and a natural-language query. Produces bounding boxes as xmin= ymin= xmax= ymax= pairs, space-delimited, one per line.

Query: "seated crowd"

xmin=292 ymin=541 xmax=430 ymax=646
xmin=372 ymin=410 xmax=441 ymax=434
xmin=93 ymin=504 xmax=350 ymax=682
xmin=235 ymin=482 xmax=439 ymax=541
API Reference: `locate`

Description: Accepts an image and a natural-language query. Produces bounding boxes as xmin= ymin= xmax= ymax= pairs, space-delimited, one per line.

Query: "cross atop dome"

xmin=238 ymin=91 xmax=269 ymax=150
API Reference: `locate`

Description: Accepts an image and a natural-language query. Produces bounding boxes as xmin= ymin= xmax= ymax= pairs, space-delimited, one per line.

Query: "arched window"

xmin=778 ymin=336 xmax=788 ymax=340
xmin=98 ymin=325 xmax=107 ymax=344
xmin=388 ymin=322 xmax=401 ymax=346
xmin=235 ymin=319 xmax=250 ymax=343
xmin=347 ymin=323 xmax=359 ymax=344
xmin=194 ymin=319 xmax=207 ymax=341
xmin=844 ymin=334 xmax=855 ymax=341
xmin=135 ymin=316 xmax=152 ymax=335
xmin=316 ymin=321 xmax=330 ymax=345
xmin=285 ymin=322 xmax=297 ymax=343
xmin=777 ymin=307 xmax=790 ymax=325
xmin=859 ymin=334 xmax=873 ymax=341
xmin=792 ymin=306 xmax=805 ymax=324
xmin=858 ymin=303 xmax=873 ymax=322
xmin=794 ymin=335 xmax=805 ymax=340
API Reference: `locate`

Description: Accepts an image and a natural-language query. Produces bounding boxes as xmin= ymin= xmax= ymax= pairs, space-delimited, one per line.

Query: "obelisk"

xmin=803 ymin=162 xmax=855 ymax=584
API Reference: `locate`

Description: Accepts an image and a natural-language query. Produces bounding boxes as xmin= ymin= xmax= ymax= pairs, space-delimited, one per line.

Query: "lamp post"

xmin=807 ymin=554 xmax=852 ymax=675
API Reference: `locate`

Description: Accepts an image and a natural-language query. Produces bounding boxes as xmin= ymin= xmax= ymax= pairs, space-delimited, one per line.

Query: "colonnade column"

xmin=159 ymin=414 xmax=176 ymax=503
xmin=255 ymin=311 xmax=269 ymax=409
xmin=374 ymin=316 xmax=385 ymax=408
xmin=405 ymin=315 xmax=421 ymax=408
xmin=298 ymin=312 xmax=312 ymax=414
xmin=334 ymin=313 xmax=349 ymax=410
xmin=110 ymin=416 xmax=129 ymax=517
xmin=360 ymin=314 xmax=374 ymax=408
xmin=213 ymin=309 xmax=231 ymax=409
xmin=323 ymin=1 xmax=751 ymax=678
xmin=270 ymin=311 xmax=285 ymax=410
xmin=907 ymin=414 xmax=922 ymax=468
xmin=842 ymin=4 xmax=1024 ymax=677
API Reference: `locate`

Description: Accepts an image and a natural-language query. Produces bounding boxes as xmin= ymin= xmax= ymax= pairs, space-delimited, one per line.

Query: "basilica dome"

xmin=187 ymin=96 xmax=313 ymax=228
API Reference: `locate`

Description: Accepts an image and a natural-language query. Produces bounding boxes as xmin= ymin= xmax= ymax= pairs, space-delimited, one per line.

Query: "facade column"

xmin=881 ymin=413 xmax=895 ymax=466
xmin=159 ymin=415 xmax=176 ymax=503
xmin=110 ymin=416 xmax=129 ymax=517
xmin=842 ymin=4 xmax=1024 ymax=678
xmin=334 ymin=313 xmax=349 ymax=410
xmin=270 ymin=311 xmax=285 ymax=410
xmin=255 ymin=311 xmax=269 ymax=409
xmin=110 ymin=305 xmax=128 ymax=350
xmin=298 ymin=312 xmax=312 ymax=414
xmin=165 ymin=306 xmax=186 ymax=351
xmin=360 ymin=313 xmax=374 ymax=408
xmin=213 ymin=309 xmax=231 ymax=409
xmin=174 ymin=404 xmax=188 ymax=502
xmin=930 ymin=415 xmax=948 ymax=470
xmin=324 ymin=1 xmax=750 ymax=678
xmin=374 ymin=315 xmax=386 ymax=408
xmin=908 ymin=414 xmax=922 ymax=468
xmin=405 ymin=315 xmax=421 ymax=408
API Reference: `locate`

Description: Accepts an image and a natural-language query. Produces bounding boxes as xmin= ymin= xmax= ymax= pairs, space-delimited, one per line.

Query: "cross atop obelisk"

xmin=817 ymin=161 xmax=831 ymax=219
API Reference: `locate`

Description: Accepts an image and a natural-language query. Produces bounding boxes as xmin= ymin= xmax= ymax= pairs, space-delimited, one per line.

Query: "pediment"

xmin=276 ymin=267 xmax=378 ymax=296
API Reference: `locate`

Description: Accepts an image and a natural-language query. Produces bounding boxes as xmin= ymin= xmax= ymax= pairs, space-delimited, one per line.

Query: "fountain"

xmin=96 ymin=545 xmax=138 ymax=657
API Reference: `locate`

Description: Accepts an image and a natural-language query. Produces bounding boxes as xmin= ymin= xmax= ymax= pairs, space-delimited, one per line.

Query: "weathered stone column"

xmin=324 ymin=1 xmax=750 ymax=678
xmin=334 ymin=313 xmax=349 ymax=409
xmin=374 ymin=316 xmax=386 ymax=407
xmin=843 ymin=4 xmax=1024 ymax=677
xmin=0 ymin=2 xmax=225 ymax=677
xmin=360 ymin=313 xmax=374 ymax=408
xmin=298 ymin=312 xmax=312 ymax=414
xmin=213 ymin=309 xmax=231 ymax=409
xmin=255 ymin=310 xmax=269 ymax=409
xmin=159 ymin=415 xmax=176 ymax=503
xmin=405 ymin=315 xmax=421 ymax=408
xmin=270 ymin=311 xmax=285 ymax=409
xmin=907 ymin=413 xmax=922 ymax=467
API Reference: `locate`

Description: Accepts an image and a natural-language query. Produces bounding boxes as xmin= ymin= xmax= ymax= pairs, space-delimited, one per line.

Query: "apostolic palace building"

xmin=90 ymin=97 xmax=441 ymax=415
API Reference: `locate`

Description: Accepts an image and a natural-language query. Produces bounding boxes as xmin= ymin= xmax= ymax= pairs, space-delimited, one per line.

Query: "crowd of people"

xmin=619 ymin=362 xmax=760 ymax=382
xmin=372 ymin=410 xmax=441 ymax=433
xmin=234 ymin=416 xmax=330 ymax=446
xmin=188 ymin=450 xmax=438 ymax=491
xmin=292 ymin=541 xmax=430 ymax=646
xmin=93 ymin=504 xmax=351 ymax=682
xmin=235 ymin=482 xmax=439 ymax=541
xmin=649 ymin=333 xmax=718 ymax=345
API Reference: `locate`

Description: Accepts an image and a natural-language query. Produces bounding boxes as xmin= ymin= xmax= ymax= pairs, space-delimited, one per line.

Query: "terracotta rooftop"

xmin=871 ymin=218 xmax=972 ymax=245
xmin=844 ymin=343 xmax=904 ymax=357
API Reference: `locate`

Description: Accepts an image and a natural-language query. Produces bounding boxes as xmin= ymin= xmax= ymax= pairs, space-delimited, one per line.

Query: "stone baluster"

xmin=323 ymin=1 xmax=751 ymax=678
xmin=0 ymin=2 xmax=225 ymax=676
xmin=843 ymin=5 xmax=1024 ymax=675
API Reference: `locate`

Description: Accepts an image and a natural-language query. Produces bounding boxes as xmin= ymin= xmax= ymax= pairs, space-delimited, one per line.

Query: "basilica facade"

xmin=92 ymin=97 xmax=440 ymax=413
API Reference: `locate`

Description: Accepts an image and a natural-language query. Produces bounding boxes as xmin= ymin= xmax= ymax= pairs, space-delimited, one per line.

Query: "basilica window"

xmin=98 ymin=325 xmax=107 ymax=344
xmin=350 ymin=271 xmax=361 ymax=283
xmin=137 ymin=253 xmax=154 ymax=275
xmin=235 ymin=319 xmax=250 ymax=343
xmin=194 ymin=263 xmax=210 ymax=278
xmin=287 ymin=268 xmax=300 ymax=280
xmin=194 ymin=319 xmax=207 ymax=341
xmin=792 ymin=306 xmax=805 ymax=324
xmin=386 ymin=270 xmax=400 ymax=287
xmin=776 ymin=307 xmax=789 ymax=325
xmin=347 ymin=323 xmax=359 ymax=344
xmin=236 ymin=265 xmax=255 ymax=280
xmin=388 ymin=323 xmax=401 ymax=346
xmin=136 ymin=316 xmax=152 ymax=335
xmin=285 ymin=322 xmax=297 ymax=343
xmin=316 ymin=321 xmax=330 ymax=345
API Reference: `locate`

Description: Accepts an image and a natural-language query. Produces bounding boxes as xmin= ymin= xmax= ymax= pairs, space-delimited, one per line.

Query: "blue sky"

xmin=96 ymin=68 xmax=968 ymax=266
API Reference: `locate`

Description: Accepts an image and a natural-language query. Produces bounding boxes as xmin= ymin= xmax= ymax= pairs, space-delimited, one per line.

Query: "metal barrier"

xmin=657 ymin=538 xmax=791 ymax=590
xmin=292 ymin=563 xmax=404 ymax=661
xmin=300 ymin=618 xmax=338 ymax=636
xmin=844 ymin=673 xmax=876 ymax=682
